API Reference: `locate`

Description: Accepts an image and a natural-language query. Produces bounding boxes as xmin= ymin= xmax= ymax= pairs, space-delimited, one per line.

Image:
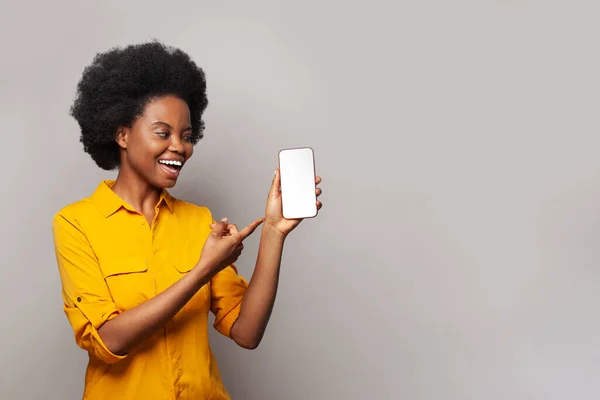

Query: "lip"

xmin=158 ymin=161 xmax=182 ymax=179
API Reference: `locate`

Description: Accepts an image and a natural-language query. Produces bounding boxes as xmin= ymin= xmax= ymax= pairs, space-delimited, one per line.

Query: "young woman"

xmin=52 ymin=41 xmax=322 ymax=400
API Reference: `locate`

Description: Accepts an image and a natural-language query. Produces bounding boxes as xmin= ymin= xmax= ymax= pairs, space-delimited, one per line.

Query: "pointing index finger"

xmin=237 ymin=217 xmax=266 ymax=240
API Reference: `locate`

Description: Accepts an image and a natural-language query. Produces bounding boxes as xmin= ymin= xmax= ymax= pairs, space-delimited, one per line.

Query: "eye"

xmin=182 ymin=135 xmax=192 ymax=142
xmin=156 ymin=132 xmax=169 ymax=139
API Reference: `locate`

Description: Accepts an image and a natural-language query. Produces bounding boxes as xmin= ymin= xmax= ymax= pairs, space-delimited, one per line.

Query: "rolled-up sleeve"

xmin=210 ymin=264 xmax=248 ymax=338
xmin=52 ymin=212 xmax=125 ymax=364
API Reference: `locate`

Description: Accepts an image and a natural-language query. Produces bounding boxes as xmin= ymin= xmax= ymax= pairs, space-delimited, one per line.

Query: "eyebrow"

xmin=151 ymin=121 xmax=192 ymax=131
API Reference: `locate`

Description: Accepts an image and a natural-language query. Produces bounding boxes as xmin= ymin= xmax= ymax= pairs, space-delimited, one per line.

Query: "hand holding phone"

xmin=263 ymin=147 xmax=322 ymax=237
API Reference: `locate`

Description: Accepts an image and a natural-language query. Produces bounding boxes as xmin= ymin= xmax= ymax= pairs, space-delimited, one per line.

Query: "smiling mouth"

xmin=158 ymin=159 xmax=183 ymax=174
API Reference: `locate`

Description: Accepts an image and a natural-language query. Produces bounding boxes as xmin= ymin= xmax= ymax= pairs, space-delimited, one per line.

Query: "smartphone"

xmin=278 ymin=147 xmax=318 ymax=219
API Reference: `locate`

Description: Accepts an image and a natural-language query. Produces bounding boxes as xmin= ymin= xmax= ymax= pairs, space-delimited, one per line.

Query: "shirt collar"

xmin=92 ymin=180 xmax=174 ymax=218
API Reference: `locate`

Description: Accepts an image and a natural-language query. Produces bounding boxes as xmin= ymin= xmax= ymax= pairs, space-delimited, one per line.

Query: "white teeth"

xmin=159 ymin=160 xmax=182 ymax=167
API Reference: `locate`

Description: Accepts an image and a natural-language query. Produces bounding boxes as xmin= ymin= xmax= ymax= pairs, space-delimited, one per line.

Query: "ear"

xmin=115 ymin=127 xmax=128 ymax=150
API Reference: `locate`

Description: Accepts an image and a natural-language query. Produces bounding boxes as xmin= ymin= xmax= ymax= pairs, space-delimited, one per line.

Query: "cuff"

xmin=90 ymin=323 xmax=127 ymax=364
xmin=213 ymin=301 xmax=243 ymax=338
xmin=69 ymin=300 xmax=127 ymax=364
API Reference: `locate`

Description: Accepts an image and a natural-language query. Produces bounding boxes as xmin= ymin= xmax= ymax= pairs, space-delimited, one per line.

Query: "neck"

xmin=111 ymin=167 xmax=162 ymax=214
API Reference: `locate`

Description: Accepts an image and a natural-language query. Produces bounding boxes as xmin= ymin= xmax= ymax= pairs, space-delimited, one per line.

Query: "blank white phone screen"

xmin=278 ymin=147 xmax=317 ymax=219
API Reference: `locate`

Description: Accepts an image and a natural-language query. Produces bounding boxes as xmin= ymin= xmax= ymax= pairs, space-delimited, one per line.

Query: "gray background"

xmin=1 ymin=1 xmax=600 ymax=399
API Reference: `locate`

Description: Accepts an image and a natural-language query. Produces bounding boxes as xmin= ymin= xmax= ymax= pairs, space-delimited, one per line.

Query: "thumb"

xmin=211 ymin=218 xmax=228 ymax=236
xmin=270 ymin=168 xmax=281 ymax=195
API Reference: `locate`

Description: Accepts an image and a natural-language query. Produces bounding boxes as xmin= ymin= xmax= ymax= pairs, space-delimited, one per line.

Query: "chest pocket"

xmin=101 ymin=258 xmax=154 ymax=311
xmin=174 ymin=263 xmax=210 ymax=314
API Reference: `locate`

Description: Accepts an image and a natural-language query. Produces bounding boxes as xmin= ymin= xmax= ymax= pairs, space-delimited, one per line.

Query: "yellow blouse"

xmin=52 ymin=180 xmax=248 ymax=400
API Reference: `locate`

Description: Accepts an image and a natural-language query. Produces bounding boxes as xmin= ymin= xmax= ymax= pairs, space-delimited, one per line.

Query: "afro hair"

xmin=70 ymin=40 xmax=208 ymax=170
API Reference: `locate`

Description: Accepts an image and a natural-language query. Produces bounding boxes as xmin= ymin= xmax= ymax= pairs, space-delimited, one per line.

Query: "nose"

xmin=168 ymin=136 xmax=185 ymax=154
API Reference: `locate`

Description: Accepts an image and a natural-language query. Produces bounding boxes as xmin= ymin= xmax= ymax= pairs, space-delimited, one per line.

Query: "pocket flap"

xmin=174 ymin=262 xmax=195 ymax=273
xmin=101 ymin=258 xmax=148 ymax=278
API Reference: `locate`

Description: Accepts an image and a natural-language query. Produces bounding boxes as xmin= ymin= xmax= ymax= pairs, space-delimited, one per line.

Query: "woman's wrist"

xmin=191 ymin=260 xmax=215 ymax=288
xmin=262 ymin=222 xmax=288 ymax=243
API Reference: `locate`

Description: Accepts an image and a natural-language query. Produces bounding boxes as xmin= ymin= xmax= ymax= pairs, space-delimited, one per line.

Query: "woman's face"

xmin=117 ymin=95 xmax=194 ymax=188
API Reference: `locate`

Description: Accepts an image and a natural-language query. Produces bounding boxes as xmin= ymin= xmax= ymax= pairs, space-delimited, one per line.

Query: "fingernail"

xmin=221 ymin=217 xmax=227 ymax=222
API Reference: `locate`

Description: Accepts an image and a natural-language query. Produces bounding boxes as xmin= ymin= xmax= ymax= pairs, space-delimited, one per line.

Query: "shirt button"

xmin=140 ymin=220 xmax=146 ymax=225
xmin=77 ymin=297 xmax=82 ymax=303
